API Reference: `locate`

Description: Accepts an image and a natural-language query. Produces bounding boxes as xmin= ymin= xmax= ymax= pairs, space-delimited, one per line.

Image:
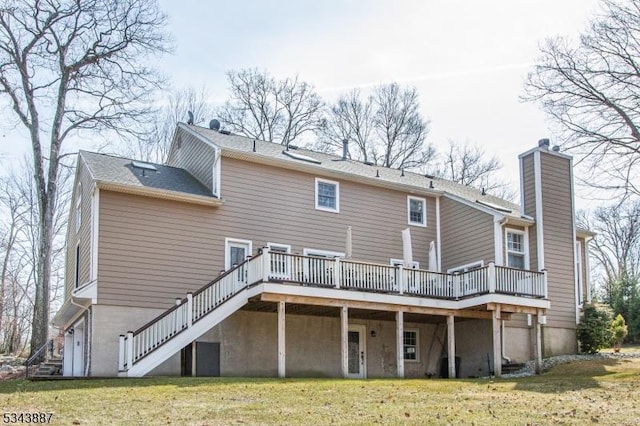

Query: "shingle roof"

xmin=186 ymin=125 xmax=526 ymax=219
xmin=80 ymin=150 xmax=214 ymax=198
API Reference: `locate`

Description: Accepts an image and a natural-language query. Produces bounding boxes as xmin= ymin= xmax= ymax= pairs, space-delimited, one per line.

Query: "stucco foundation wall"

xmin=543 ymin=326 xmax=577 ymax=357
xmin=454 ymin=319 xmax=493 ymax=378
xmin=90 ymin=304 xmax=180 ymax=376
xmin=503 ymin=325 xmax=532 ymax=363
xmin=199 ymin=310 xmax=446 ymax=378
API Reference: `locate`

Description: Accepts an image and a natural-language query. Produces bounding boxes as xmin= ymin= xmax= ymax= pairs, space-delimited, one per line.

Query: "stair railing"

xmin=25 ymin=339 xmax=53 ymax=378
xmin=119 ymin=252 xmax=264 ymax=372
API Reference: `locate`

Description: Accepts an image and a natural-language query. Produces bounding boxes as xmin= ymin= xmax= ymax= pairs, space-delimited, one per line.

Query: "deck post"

xmin=191 ymin=341 xmax=197 ymax=376
xmin=453 ymin=273 xmax=460 ymax=299
xmin=278 ymin=301 xmax=286 ymax=378
xmin=397 ymin=265 xmax=405 ymax=294
xmin=488 ymin=262 xmax=496 ymax=293
xmin=118 ymin=335 xmax=125 ymax=371
xmin=542 ymin=269 xmax=548 ymax=298
xmin=447 ymin=315 xmax=456 ymax=378
xmin=126 ymin=331 xmax=134 ymax=371
xmin=334 ymin=257 xmax=341 ymax=289
xmin=262 ymin=247 xmax=271 ymax=282
xmin=396 ymin=311 xmax=405 ymax=378
xmin=341 ymin=306 xmax=348 ymax=378
xmin=492 ymin=305 xmax=502 ymax=377
xmin=534 ymin=309 xmax=543 ymax=374
xmin=187 ymin=292 xmax=193 ymax=328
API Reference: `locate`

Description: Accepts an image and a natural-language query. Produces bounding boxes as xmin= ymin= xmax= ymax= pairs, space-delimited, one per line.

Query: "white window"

xmin=403 ymin=329 xmax=419 ymax=361
xmin=303 ymin=248 xmax=345 ymax=286
xmin=303 ymin=248 xmax=345 ymax=259
xmin=390 ymin=259 xmax=420 ymax=269
xmin=447 ymin=261 xmax=484 ymax=274
xmin=407 ymin=196 xmax=426 ymax=227
xmin=75 ymin=183 xmax=82 ymax=233
xmin=267 ymin=242 xmax=291 ymax=280
xmin=315 ymin=178 xmax=339 ymax=213
xmin=506 ymin=230 xmax=526 ymax=269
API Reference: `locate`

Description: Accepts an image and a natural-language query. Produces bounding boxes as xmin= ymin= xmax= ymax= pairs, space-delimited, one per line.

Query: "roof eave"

xmin=95 ymin=181 xmax=222 ymax=207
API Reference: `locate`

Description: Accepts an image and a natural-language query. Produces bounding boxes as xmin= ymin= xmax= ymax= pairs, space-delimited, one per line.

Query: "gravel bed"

xmin=501 ymin=351 xmax=640 ymax=378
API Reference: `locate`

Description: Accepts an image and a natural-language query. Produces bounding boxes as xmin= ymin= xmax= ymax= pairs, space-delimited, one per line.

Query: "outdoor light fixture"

xmin=370 ymin=330 xmax=376 ymax=338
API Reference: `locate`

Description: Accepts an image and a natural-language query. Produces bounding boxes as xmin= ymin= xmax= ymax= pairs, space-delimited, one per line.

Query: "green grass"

xmin=1 ymin=358 xmax=639 ymax=425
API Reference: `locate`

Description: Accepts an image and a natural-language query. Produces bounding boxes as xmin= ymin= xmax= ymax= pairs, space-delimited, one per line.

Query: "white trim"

xmin=303 ymin=248 xmax=345 ymax=258
xmin=90 ymin=188 xmax=99 ymax=282
xmin=267 ymin=242 xmax=292 ymax=253
xmin=494 ymin=219 xmax=504 ymax=266
xmin=519 ymin=156 xmax=525 ymax=213
xmin=576 ymin=240 xmax=584 ymax=307
xmin=533 ymin=151 xmax=545 ymax=270
xmin=315 ymin=177 xmax=340 ymax=213
xmin=442 ymin=193 xmax=503 ymax=219
xmin=447 ymin=260 xmax=484 ymax=274
xmin=390 ymin=258 xmax=419 ymax=269
xmin=585 ymin=238 xmax=592 ymax=304
xmin=504 ymin=228 xmax=529 ymax=269
xmin=403 ymin=328 xmax=420 ymax=363
xmin=435 ymin=197 xmax=442 ymax=272
xmin=523 ymin=226 xmax=530 ymax=270
xmin=224 ymin=238 xmax=253 ymax=270
xmin=347 ymin=324 xmax=366 ymax=379
xmin=212 ymin=146 xmax=221 ymax=198
xmin=75 ymin=182 xmax=82 ymax=233
xmin=407 ymin=196 xmax=427 ymax=227
xmin=569 ymin=155 xmax=579 ymax=324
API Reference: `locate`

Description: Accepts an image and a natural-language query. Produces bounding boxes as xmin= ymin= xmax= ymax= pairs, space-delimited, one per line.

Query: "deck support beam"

xmin=341 ymin=306 xmax=348 ymax=378
xmin=396 ymin=311 xmax=404 ymax=378
xmin=447 ymin=314 xmax=456 ymax=378
xmin=534 ymin=309 xmax=543 ymax=374
xmin=277 ymin=301 xmax=285 ymax=378
xmin=492 ymin=305 xmax=502 ymax=377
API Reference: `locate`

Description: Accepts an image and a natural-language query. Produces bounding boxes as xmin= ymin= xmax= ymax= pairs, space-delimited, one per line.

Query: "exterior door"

xmin=226 ymin=240 xmax=251 ymax=283
xmin=72 ymin=320 xmax=85 ymax=377
xmin=347 ymin=325 xmax=366 ymax=378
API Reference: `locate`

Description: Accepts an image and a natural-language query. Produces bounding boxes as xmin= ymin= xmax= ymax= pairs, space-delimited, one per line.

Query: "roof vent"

xmin=552 ymin=145 xmax=561 ymax=152
xmin=538 ymin=138 xmax=550 ymax=149
xmin=209 ymin=119 xmax=221 ymax=131
xmin=219 ymin=129 xmax=231 ymax=135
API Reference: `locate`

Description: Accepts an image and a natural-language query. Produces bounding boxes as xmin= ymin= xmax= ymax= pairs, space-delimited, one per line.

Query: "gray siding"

xmin=540 ymin=152 xmax=576 ymax=329
xmin=64 ymin=157 xmax=94 ymax=300
xmin=166 ymin=130 xmax=215 ymax=191
xmin=440 ymin=197 xmax=495 ymax=271
xmin=97 ymin=156 xmax=437 ymax=309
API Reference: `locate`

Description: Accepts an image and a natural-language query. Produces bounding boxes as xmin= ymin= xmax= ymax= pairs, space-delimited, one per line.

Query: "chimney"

xmin=342 ymin=139 xmax=349 ymax=160
xmin=538 ymin=138 xmax=550 ymax=149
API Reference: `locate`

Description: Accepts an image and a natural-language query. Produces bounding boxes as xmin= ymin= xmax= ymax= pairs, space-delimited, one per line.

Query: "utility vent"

xmin=476 ymin=199 xmax=512 ymax=213
xmin=282 ymin=150 xmax=321 ymax=164
xmin=131 ymin=161 xmax=157 ymax=172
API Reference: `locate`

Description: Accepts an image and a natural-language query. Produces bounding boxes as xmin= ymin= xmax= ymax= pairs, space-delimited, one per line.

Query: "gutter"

xmin=95 ymin=181 xmax=223 ymax=207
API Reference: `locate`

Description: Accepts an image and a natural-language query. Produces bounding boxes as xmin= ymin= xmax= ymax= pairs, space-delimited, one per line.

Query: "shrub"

xmin=610 ymin=314 xmax=628 ymax=350
xmin=577 ymin=304 xmax=613 ymax=354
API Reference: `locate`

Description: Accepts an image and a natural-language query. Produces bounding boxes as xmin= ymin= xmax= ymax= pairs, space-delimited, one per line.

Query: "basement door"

xmin=347 ymin=325 xmax=366 ymax=379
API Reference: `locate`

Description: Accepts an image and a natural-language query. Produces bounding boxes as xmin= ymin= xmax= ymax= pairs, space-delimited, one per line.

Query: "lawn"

xmin=0 ymin=357 xmax=639 ymax=425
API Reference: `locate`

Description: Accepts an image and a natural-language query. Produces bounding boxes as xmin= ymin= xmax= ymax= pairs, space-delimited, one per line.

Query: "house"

xmin=52 ymin=123 xmax=593 ymax=378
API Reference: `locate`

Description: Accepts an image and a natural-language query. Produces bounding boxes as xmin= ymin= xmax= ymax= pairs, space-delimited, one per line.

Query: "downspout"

xmin=501 ymin=320 xmax=511 ymax=364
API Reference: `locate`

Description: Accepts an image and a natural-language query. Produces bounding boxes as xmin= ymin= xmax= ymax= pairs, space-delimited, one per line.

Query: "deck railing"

xmin=119 ymin=253 xmax=264 ymax=372
xmin=267 ymin=252 xmax=546 ymax=300
xmin=119 ymin=249 xmax=547 ymax=373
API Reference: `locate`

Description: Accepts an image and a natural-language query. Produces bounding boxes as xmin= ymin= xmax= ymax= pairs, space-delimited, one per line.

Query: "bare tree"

xmin=217 ymin=68 xmax=324 ymax=146
xmin=524 ymin=0 xmax=640 ymax=198
xmin=436 ymin=141 xmax=516 ymax=200
xmin=317 ymin=84 xmax=434 ymax=170
xmin=0 ymin=0 xmax=170 ymax=353
xmin=127 ymin=86 xmax=215 ymax=163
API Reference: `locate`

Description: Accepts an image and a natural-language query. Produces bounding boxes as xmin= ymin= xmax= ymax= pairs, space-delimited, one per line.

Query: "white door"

xmin=72 ymin=320 xmax=85 ymax=377
xmin=225 ymin=239 xmax=252 ymax=284
xmin=347 ymin=325 xmax=366 ymax=379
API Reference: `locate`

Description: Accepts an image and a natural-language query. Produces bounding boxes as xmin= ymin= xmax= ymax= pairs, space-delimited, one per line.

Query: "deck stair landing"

xmin=118 ymin=250 xmax=548 ymax=377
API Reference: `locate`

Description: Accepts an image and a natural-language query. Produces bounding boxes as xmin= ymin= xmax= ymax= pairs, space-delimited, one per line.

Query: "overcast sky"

xmin=154 ymin=0 xmax=602 ymax=204
xmin=1 ymin=0 xmax=603 ymax=204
